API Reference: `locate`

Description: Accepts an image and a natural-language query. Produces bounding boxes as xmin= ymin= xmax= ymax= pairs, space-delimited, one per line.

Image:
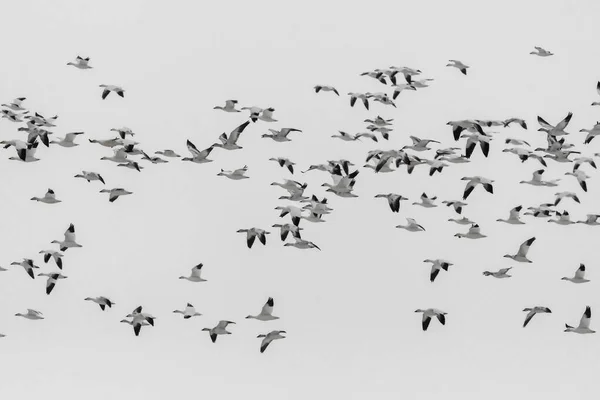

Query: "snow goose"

xmin=99 ymin=84 xmax=125 ymax=99
xmin=503 ymin=237 xmax=536 ymax=263
xmin=503 ymin=147 xmax=547 ymax=167
xmin=100 ymin=148 xmax=128 ymax=163
xmin=413 ymin=193 xmax=438 ymax=208
xmin=67 ymin=56 xmax=92 ymax=69
xmin=573 ymin=157 xmax=597 ymax=171
xmin=89 ymin=137 xmax=121 ymax=148
xmin=505 ymin=138 xmax=530 ymax=147
xmin=483 ymin=267 xmax=512 ymax=278
xmin=271 ymin=180 xmax=308 ymax=198
xmin=179 ymin=263 xmax=206 ymax=282
xmin=246 ymin=297 xmax=279 ymax=321
xmin=51 ymin=224 xmax=82 ymax=252
xmin=461 ymin=132 xmax=491 ymax=158
xmin=213 ymin=120 xmax=251 ymax=150
xmin=391 ymin=83 xmax=416 ymax=99
xmin=554 ymin=192 xmax=580 ymax=206
xmin=564 ymin=170 xmax=590 ymax=192
xmin=448 ymin=216 xmax=475 ymax=225
xmin=140 ymin=151 xmax=168 ymax=164
xmin=51 ymin=132 xmax=84 ymax=147
xmin=375 ymin=193 xmax=408 ymax=213
xmin=581 ymin=123 xmax=600 ymax=144
xmin=447 ymin=120 xmax=485 ymax=141
xmin=269 ymin=157 xmax=296 ymax=174
xmin=275 ymin=205 xmax=304 ymax=226
xmin=438 ymin=155 xmax=470 ymax=164
xmin=2 ymin=97 xmax=27 ymax=111
xmin=403 ymin=136 xmax=440 ymax=152
xmin=523 ymin=307 xmax=552 ymax=327
xmin=99 ymin=188 xmax=133 ymax=203
xmin=214 ymin=100 xmax=241 ymax=112
xmin=257 ymin=330 xmax=286 ymax=353
xmin=577 ymin=214 xmax=600 ymax=225
xmin=173 ymin=303 xmax=202 ymax=319
xmin=314 ymin=85 xmax=339 ymax=95
xmin=272 ymin=223 xmax=303 ymax=241
xmin=10 ymin=259 xmax=39 ymax=279
xmin=38 ymin=272 xmax=67 ymax=295
xmin=503 ymin=118 xmax=528 ymax=129
xmin=454 ymin=223 xmax=487 ymax=239
xmin=25 ymin=112 xmax=57 ymax=127
xmin=1 ymin=109 xmax=27 ymax=122
xmin=39 ymin=250 xmax=63 ymax=269
xmin=497 ymin=205 xmax=525 ymax=225
xmin=415 ymin=309 xmax=447 ymax=331
xmin=258 ymin=108 xmax=278 ymax=122
xmin=74 ymin=171 xmax=105 ymax=184
xmin=543 ymin=149 xmax=580 ymax=164
xmin=348 ymin=92 xmax=370 ymax=110
xmin=125 ymin=306 xmax=156 ymax=337
xmin=117 ymin=160 xmax=143 ymax=172
xmin=530 ymin=46 xmax=553 ymax=57
xmin=537 ymin=112 xmax=573 ymax=137
xmin=202 ymin=320 xmax=235 ymax=343
xmin=370 ymin=92 xmax=396 ymax=108
xmin=461 ymin=176 xmax=494 ymax=200
xmin=396 ymin=218 xmax=425 ymax=232
xmin=565 ymin=306 xmax=595 ymax=334
xmin=562 ymin=264 xmax=590 ymax=284
xmin=9 ymin=140 xmax=39 ymax=162
xmin=442 ymin=200 xmax=468 ymax=214
xmin=364 ymin=116 xmax=393 ymax=127
xmin=217 ymin=165 xmax=249 ymax=180
xmin=182 ymin=141 xmax=214 ymax=163
xmin=85 ymin=296 xmax=115 ymax=311
xmin=155 ymin=149 xmax=181 ymax=158
xmin=423 ymin=159 xmax=449 ymax=176
xmin=424 ymin=259 xmax=453 ymax=283
xmin=360 ymin=70 xmax=386 ymax=84
xmin=31 ymin=188 xmax=61 ymax=204
xmin=284 ymin=237 xmax=321 ymax=250
xmin=15 ymin=309 xmax=44 ymax=320
xmin=446 ymin=60 xmax=469 ymax=75
xmin=520 ymin=169 xmax=560 ymax=187
xmin=237 ymin=228 xmax=270 ymax=248
xmin=262 ymin=128 xmax=302 ymax=142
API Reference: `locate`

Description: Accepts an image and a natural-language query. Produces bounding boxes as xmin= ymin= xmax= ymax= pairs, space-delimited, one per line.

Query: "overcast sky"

xmin=1 ymin=0 xmax=600 ymax=399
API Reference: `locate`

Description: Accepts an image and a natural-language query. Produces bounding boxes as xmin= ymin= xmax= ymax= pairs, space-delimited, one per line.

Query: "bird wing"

xmin=517 ymin=237 xmax=536 ymax=257
xmin=422 ymin=315 xmax=431 ymax=331
xmin=575 ymin=265 xmax=586 ymax=279
xmin=228 ymin=120 xmax=251 ymax=143
xmin=555 ymin=112 xmax=573 ymax=131
xmin=579 ymin=306 xmax=592 ymax=329
xmin=261 ymin=298 xmax=274 ymax=315
xmin=523 ymin=310 xmax=536 ymax=327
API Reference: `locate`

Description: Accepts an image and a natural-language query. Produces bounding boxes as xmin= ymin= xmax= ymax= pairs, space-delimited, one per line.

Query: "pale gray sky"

xmin=1 ymin=0 xmax=600 ymax=399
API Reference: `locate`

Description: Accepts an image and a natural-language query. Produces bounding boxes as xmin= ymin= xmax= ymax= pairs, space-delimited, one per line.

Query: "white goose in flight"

xmin=424 ymin=259 xmax=453 ymax=283
xmin=155 ymin=149 xmax=181 ymax=158
xmin=403 ymin=136 xmax=440 ymax=152
xmin=503 ymin=237 xmax=536 ymax=263
xmin=577 ymin=214 xmax=600 ymax=226
xmin=537 ymin=112 xmax=573 ymax=137
xmin=562 ymin=264 xmax=590 ymax=284
xmin=565 ymin=306 xmax=595 ymax=334
xmin=85 ymin=296 xmax=115 ymax=311
xmin=10 ymin=259 xmax=39 ymax=279
xmin=442 ymin=200 xmax=468 ymax=215
xmin=446 ymin=60 xmax=469 ymax=75
xmin=314 ymin=85 xmax=339 ymax=95
xmin=9 ymin=140 xmax=39 ymax=162
xmin=246 ymin=297 xmax=279 ymax=321
xmin=522 ymin=307 xmax=552 ymax=327
xmin=554 ymin=191 xmax=580 ymax=206
xmin=182 ymin=141 xmax=214 ymax=163
xmin=237 ymin=228 xmax=270 ymax=248
xmin=39 ymin=250 xmax=63 ymax=269
xmin=100 ymin=148 xmax=128 ymax=163
xmin=530 ymin=46 xmax=553 ymax=57
xmin=284 ymin=237 xmax=321 ymax=250
xmin=396 ymin=218 xmax=425 ymax=232
xmin=257 ymin=330 xmax=286 ymax=353
xmin=483 ymin=267 xmax=512 ymax=278
xmin=218 ymin=166 xmax=249 ymax=180
xmin=415 ymin=308 xmax=447 ymax=331
xmin=461 ymin=176 xmax=494 ymax=200
xmin=348 ymin=92 xmax=370 ymax=110
xmin=374 ymin=193 xmax=408 ymax=213
xmin=99 ymin=84 xmax=125 ymax=99
xmin=1 ymin=97 xmax=27 ymax=111
xmin=413 ymin=193 xmax=438 ymax=208
xmin=454 ymin=224 xmax=486 ymax=239
xmin=51 ymin=223 xmax=82 ymax=252
xmin=99 ymin=188 xmax=133 ymax=203
xmin=74 ymin=171 xmax=105 ymax=184
xmin=269 ymin=157 xmax=296 ymax=174
xmin=125 ymin=306 xmax=156 ymax=337
xmin=31 ymin=189 xmax=61 ymax=204
xmin=496 ymin=205 xmax=525 ymax=225
xmin=173 ymin=303 xmax=202 ymax=319
xmin=564 ymin=169 xmax=590 ymax=192
xmin=38 ymin=272 xmax=67 ymax=295
xmin=51 ymin=132 xmax=84 ymax=147
xmin=548 ymin=211 xmax=575 ymax=225
xmin=214 ymin=100 xmax=241 ymax=112
xmin=262 ymin=128 xmax=302 ymax=142
xmin=520 ymin=169 xmax=560 ymax=187
xmin=213 ymin=120 xmax=251 ymax=150
xmin=15 ymin=309 xmax=44 ymax=320
xmin=503 ymin=118 xmax=528 ymax=129
xmin=67 ymin=56 xmax=92 ymax=69
xmin=202 ymin=320 xmax=235 ymax=343
xmin=258 ymin=108 xmax=278 ymax=122
xmin=179 ymin=263 xmax=207 ymax=282
xmin=448 ymin=216 xmax=476 ymax=225
xmin=272 ymin=223 xmax=303 ymax=241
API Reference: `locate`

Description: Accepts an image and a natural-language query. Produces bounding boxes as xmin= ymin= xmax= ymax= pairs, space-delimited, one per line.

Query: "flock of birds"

xmin=1 ymin=45 xmax=599 ymax=346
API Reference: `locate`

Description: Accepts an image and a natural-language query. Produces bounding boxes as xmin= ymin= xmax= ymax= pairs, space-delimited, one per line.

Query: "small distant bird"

xmin=67 ymin=56 xmax=92 ymax=69
xmin=503 ymin=118 xmax=528 ymax=129
xmin=202 ymin=320 xmax=235 ymax=343
xmin=413 ymin=193 xmax=438 ymax=208
xmin=39 ymin=250 xmax=64 ymax=269
xmin=100 ymin=188 xmax=133 ymax=203
xmin=454 ymin=224 xmax=487 ymax=239
xmin=522 ymin=307 xmax=552 ymax=327
xmin=214 ymin=100 xmax=241 ymax=112
xmin=415 ymin=308 xmax=447 ymax=331
xmin=461 ymin=176 xmax=494 ymax=200
xmin=443 ymin=200 xmax=468 ymax=214
xmin=38 ymin=272 xmax=67 ymax=295
xmin=173 ymin=303 xmax=202 ymax=319
xmin=15 ymin=309 xmax=44 ymax=320
xmin=85 ymin=296 xmax=114 ymax=311
xmin=237 ymin=228 xmax=270 ymax=248
xmin=10 ymin=259 xmax=39 ymax=279
xmin=496 ymin=205 xmax=525 ymax=225
xmin=51 ymin=132 xmax=84 ymax=147
xmin=446 ymin=60 xmax=469 ymax=75
xmin=262 ymin=128 xmax=302 ymax=142
xmin=554 ymin=191 xmax=580 ymax=206
xmin=257 ymin=330 xmax=286 ymax=353
xmin=155 ymin=149 xmax=181 ymax=158
xmin=51 ymin=223 xmax=82 ymax=252
xmin=423 ymin=259 xmax=453 ymax=283
xmin=269 ymin=157 xmax=296 ymax=174
xmin=283 ymin=237 xmax=321 ymax=250
xmin=246 ymin=297 xmax=279 ymax=321
xmin=504 ymin=237 xmax=536 ymax=263
xmin=217 ymin=166 xmax=250 ymax=180
xmin=183 ymin=141 xmax=214 ymax=163
xmin=31 ymin=188 xmax=61 ymax=204
xmin=179 ymin=263 xmax=207 ymax=282
xmin=483 ymin=267 xmax=513 ymax=279
xmin=348 ymin=92 xmax=370 ymax=110
xmin=125 ymin=306 xmax=156 ymax=337
xmin=565 ymin=306 xmax=595 ymax=334
xmin=375 ymin=193 xmax=408 ymax=213
xmin=74 ymin=171 xmax=105 ymax=184
xmin=577 ymin=214 xmax=600 ymax=226
xmin=99 ymin=85 xmax=125 ymax=99
xmin=396 ymin=218 xmax=425 ymax=232
xmin=562 ymin=264 xmax=590 ymax=284
xmin=530 ymin=46 xmax=554 ymax=57
xmin=213 ymin=121 xmax=251 ymax=150
xmin=564 ymin=169 xmax=591 ymax=192
xmin=314 ymin=85 xmax=339 ymax=95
